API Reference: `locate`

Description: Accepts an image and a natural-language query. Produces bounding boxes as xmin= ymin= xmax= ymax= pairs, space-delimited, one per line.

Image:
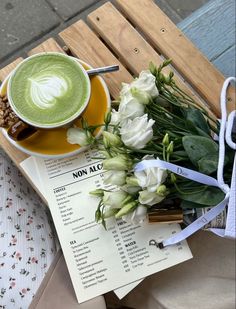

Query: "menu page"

xmin=33 ymin=148 xmax=192 ymax=303
xmin=20 ymin=155 xmax=140 ymax=298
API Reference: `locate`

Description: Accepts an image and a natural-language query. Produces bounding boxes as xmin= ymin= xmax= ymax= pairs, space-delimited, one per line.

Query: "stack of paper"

xmin=21 ymin=148 xmax=192 ymax=303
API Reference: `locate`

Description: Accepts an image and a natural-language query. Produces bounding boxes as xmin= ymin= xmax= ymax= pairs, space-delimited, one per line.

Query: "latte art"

xmin=8 ymin=53 xmax=90 ymax=128
xmin=29 ymin=74 xmax=68 ymax=109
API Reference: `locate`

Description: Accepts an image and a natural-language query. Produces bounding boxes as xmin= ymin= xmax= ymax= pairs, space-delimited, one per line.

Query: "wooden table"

xmin=0 ymin=0 xmax=235 ymax=185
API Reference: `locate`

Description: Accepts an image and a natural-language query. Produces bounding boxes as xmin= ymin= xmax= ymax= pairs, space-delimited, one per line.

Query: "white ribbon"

xmin=135 ymin=77 xmax=236 ymax=248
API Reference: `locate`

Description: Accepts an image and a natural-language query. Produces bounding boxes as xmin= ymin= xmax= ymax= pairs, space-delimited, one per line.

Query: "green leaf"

xmin=180 ymin=200 xmax=207 ymax=209
xmin=185 ymin=108 xmax=211 ymax=135
xmin=185 ymin=120 xmax=199 ymax=135
xmin=173 ymin=150 xmax=188 ymax=157
xmin=197 ymin=154 xmax=219 ymax=174
xmin=182 ymin=136 xmax=218 ymax=167
xmin=179 ymin=187 xmax=225 ymax=206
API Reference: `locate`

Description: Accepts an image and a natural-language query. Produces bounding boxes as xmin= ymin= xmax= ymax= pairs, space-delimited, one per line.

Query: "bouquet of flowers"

xmin=67 ymin=60 xmax=234 ymax=235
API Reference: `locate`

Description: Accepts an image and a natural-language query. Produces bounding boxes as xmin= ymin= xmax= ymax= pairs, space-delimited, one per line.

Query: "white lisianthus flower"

xmin=67 ymin=128 xmax=90 ymax=146
xmin=122 ymin=205 xmax=147 ymax=225
xmin=120 ymin=82 xmax=131 ymax=97
xmin=103 ymin=170 xmax=126 ymax=186
xmin=134 ymin=160 xmax=167 ymax=192
xmin=110 ymin=109 xmax=121 ymax=126
xmin=103 ymin=191 xmax=128 ymax=208
xmin=131 ymin=70 xmax=159 ymax=97
xmin=131 ymin=87 xmax=151 ymax=105
xmin=119 ymin=92 xmax=145 ymax=121
xmin=139 ymin=190 xmax=165 ymax=206
xmin=120 ymin=114 xmax=155 ymax=149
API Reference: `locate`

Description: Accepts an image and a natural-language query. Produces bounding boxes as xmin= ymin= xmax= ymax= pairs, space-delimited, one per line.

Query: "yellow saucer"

xmin=0 ymin=59 xmax=110 ymax=159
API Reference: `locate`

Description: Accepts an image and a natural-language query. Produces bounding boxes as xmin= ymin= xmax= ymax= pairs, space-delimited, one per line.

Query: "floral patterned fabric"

xmin=0 ymin=148 xmax=58 ymax=309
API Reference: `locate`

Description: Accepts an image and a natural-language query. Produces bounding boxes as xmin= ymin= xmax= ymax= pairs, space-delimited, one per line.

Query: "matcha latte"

xmin=7 ymin=53 xmax=91 ymax=128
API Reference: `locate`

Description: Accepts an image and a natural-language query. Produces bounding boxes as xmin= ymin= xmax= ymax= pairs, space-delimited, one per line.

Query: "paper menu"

xmin=24 ymin=148 xmax=192 ymax=303
xmin=20 ymin=155 xmax=139 ymax=298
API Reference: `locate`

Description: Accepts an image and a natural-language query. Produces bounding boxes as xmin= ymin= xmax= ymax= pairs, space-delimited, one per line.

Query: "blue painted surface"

xmin=213 ymin=45 xmax=236 ymax=77
xmin=178 ymin=0 xmax=236 ymax=77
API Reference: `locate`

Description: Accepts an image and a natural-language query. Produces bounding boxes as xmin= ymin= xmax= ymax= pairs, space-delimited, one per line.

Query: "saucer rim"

xmin=0 ymin=57 xmax=111 ymax=159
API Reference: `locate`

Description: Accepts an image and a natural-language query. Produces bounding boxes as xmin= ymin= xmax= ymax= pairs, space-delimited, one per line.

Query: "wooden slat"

xmin=28 ymin=38 xmax=65 ymax=55
xmin=59 ymin=20 xmax=133 ymax=99
xmin=0 ymin=58 xmax=22 ymax=81
xmin=88 ymin=2 xmax=215 ymax=119
xmin=0 ymin=135 xmax=28 ymax=163
xmin=0 ymin=58 xmax=28 ymax=164
xmin=116 ymin=0 xmax=235 ymax=116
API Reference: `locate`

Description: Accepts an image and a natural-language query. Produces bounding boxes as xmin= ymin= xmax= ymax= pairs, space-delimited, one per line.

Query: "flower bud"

xmin=103 ymin=170 xmax=126 ymax=186
xmin=162 ymin=59 xmax=172 ymax=68
xmin=121 ymin=195 xmax=134 ymax=207
xmin=162 ymin=133 xmax=169 ymax=146
xmin=169 ymin=71 xmax=174 ymax=79
xmin=102 ymin=131 xmax=122 ymax=147
xmin=126 ymin=176 xmax=139 ymax=186
xmin=170 ymin=173 xmax=177 ymax=183
xmin=90 ymin=189 xmax=105 ymax=197
xmin=98 ymin=150 xmax=111 ymax=159
xmin=104 ymin=111 xmax=112 ymax=124
xmin=103 ymin=156 xmax=133 ymax=171
xmin=167 ymin=141 xmax=174 ymax=154
xmin=156 ymin=184 xmax=168 ymax=196
xmin=115 ymin=201 xmax=138 ymax=218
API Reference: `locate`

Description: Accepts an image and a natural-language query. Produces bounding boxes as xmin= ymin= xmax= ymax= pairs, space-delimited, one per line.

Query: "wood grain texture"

xmin=0 ymin=58 xmax=29 ymax=165
xmin=116 ymin=0 xmax=235 ymax=117
xmin=59 ymin=20 xmax=133 ymax=99
xmin=0 ymin=58 xmax=22 ymax=81
xmin=28 ymin=38 xmax=65 ymax=55
xmin=88 ymin=2 xmax=215 ymax=118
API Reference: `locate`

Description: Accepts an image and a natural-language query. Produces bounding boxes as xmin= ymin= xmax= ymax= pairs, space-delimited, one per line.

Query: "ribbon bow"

xmin=135 ymin=77 xmax=236 ymax=248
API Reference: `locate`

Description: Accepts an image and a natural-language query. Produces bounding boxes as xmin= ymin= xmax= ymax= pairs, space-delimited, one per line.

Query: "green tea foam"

xmin=8 ymin=53 xmax=90 ymax=127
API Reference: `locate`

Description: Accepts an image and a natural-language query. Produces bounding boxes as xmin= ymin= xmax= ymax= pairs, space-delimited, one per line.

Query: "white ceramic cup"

xmin=7 ymin=52 xmax=91 ymax=136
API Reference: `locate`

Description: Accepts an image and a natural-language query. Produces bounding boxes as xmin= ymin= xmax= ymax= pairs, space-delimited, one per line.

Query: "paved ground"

xmin=0 ymin=0 xmax=210 ymax=69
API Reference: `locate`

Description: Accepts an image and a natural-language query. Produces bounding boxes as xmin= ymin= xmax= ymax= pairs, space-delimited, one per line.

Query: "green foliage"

xmin=182 ymin=136 xmax=219 ymax=174
xmin=179 ymin=187 xmax=225 ymax=206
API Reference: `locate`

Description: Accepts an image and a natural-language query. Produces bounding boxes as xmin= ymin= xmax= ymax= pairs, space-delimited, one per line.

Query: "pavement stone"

xmin=166 ymin=0 xmax=209 ymax=19
xmin=155 ymin=0 xmax=182 ymax=24
xmin=0 ymin=0 xmax=60 ymax=62
xmin=47 ymin=0 xmax=99 ymax=20
xmin=0 ymin=0 xmax=211 ymax=69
